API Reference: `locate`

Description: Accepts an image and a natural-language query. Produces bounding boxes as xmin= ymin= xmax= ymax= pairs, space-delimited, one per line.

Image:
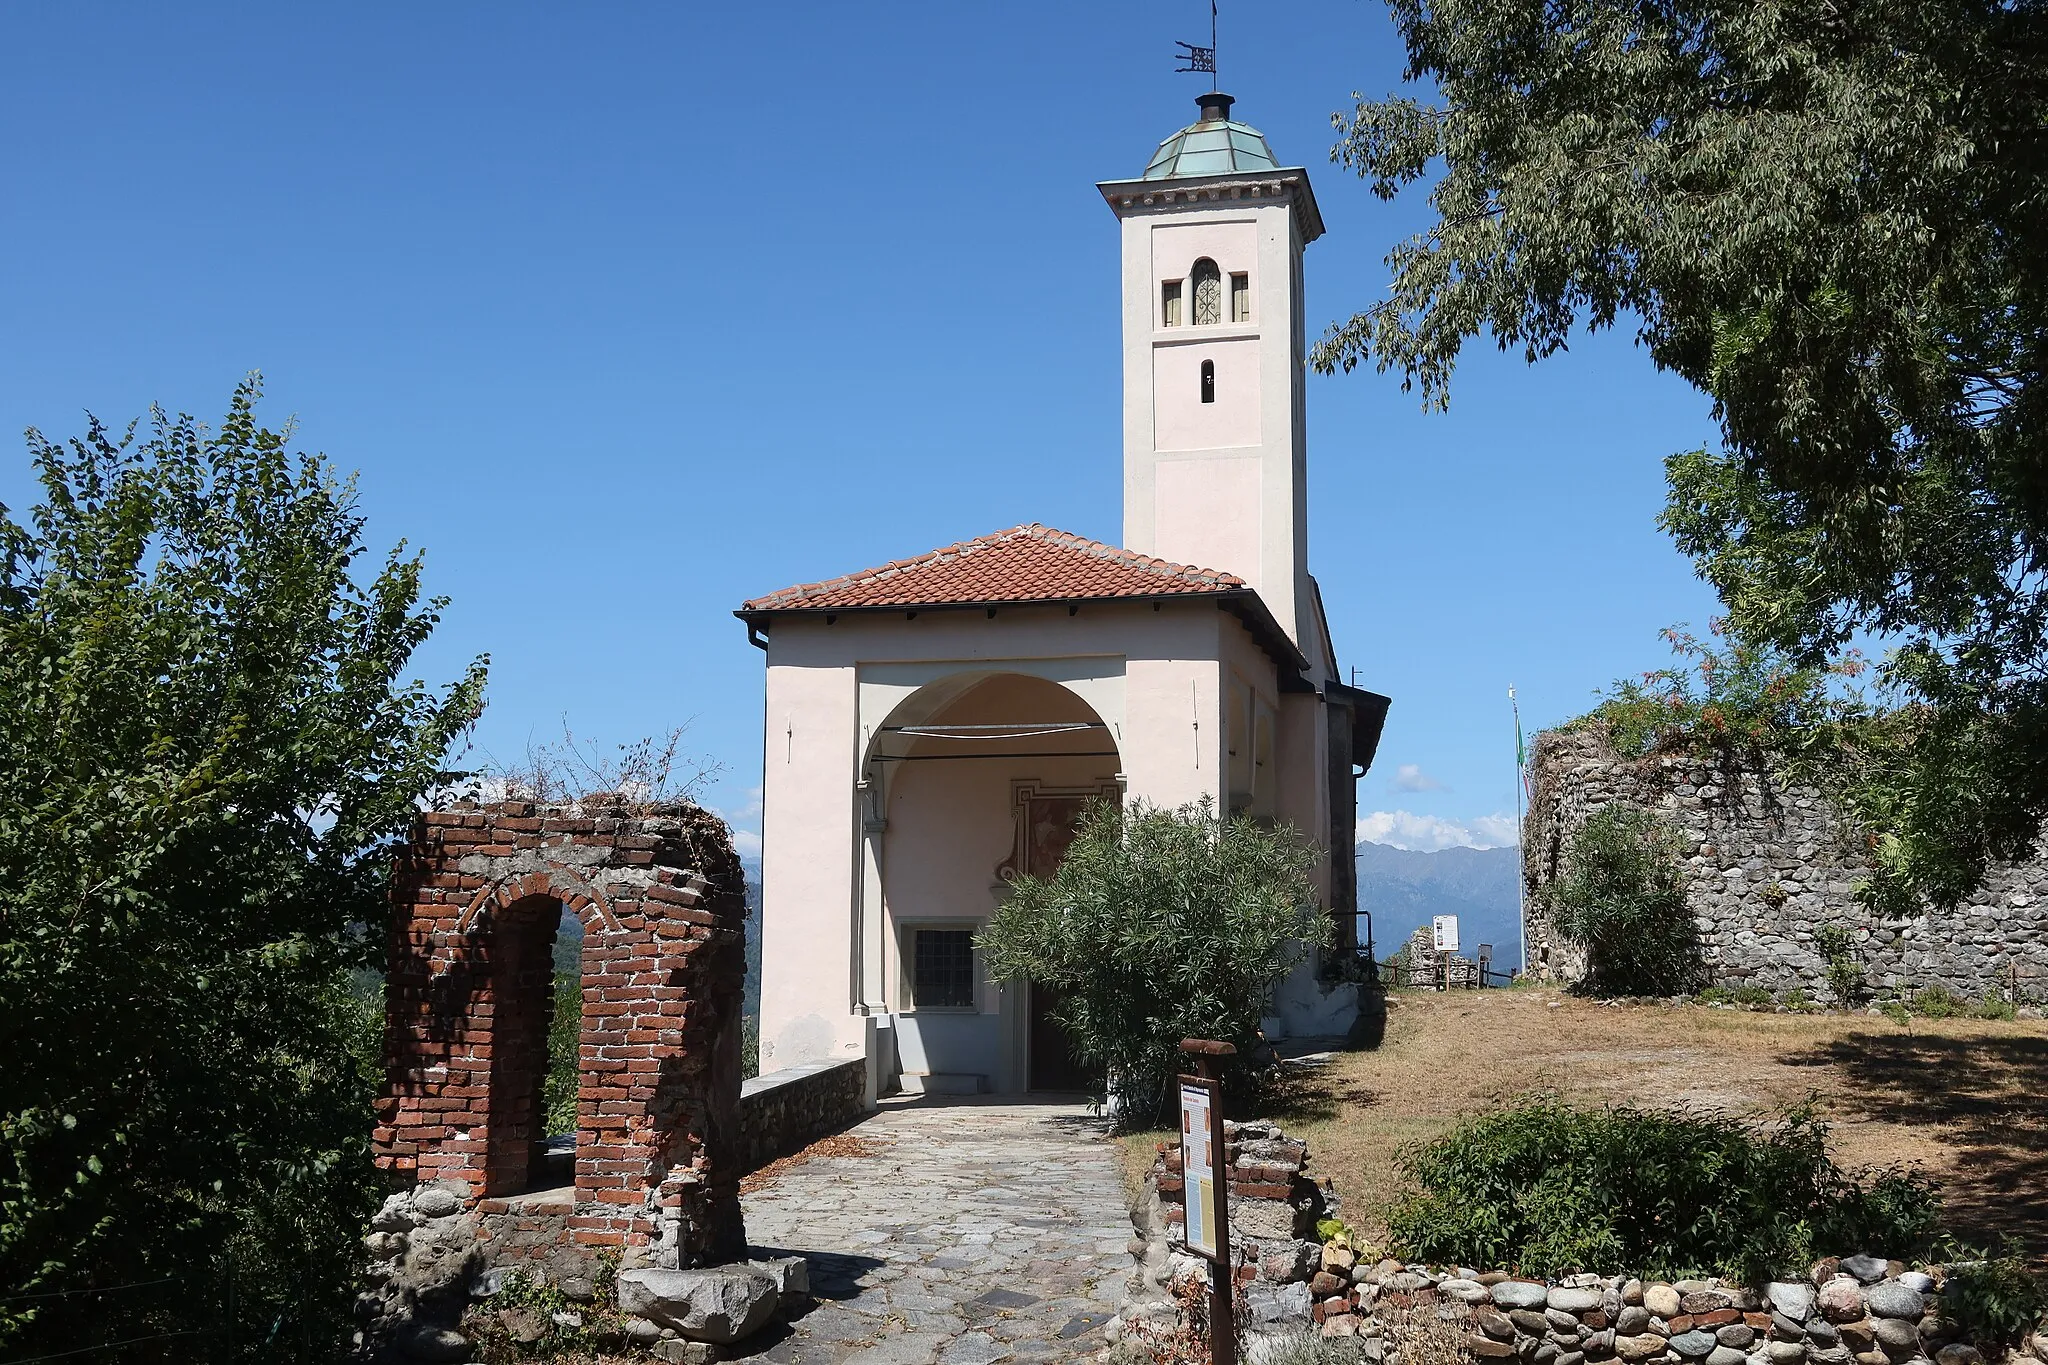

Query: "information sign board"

xmin=1433 ymin=914 xmax=1460 ymax=952
xmin=1178 ymin=1081 xmax=1220 ymax=1260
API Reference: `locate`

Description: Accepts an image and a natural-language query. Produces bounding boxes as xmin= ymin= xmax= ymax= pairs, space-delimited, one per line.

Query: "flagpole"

xmin=1510 ymin=685 xmax=1526 ymax=978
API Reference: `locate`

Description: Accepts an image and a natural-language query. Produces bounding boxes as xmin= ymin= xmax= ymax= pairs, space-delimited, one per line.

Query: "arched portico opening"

xmin=480 ymin=894 xmax=571 ymax=1196
xmin=863 ymin=671 xmax=1122 ymax=1095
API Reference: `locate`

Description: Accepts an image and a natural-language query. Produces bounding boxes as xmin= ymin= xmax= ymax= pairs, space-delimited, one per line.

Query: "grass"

xmin=1122 ymin=986 xmax=2048 ymax=1262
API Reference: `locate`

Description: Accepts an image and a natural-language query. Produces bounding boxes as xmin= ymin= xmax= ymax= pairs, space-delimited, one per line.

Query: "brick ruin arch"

xmin=372 ymin=796 xmax=748 ymax=1269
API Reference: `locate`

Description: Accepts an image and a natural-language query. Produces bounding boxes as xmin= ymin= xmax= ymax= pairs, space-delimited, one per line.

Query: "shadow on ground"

xmin=1784 ymin=1029 xmax=2048 ymax=1259
xmin=1264 ymin=1058 xmax=1390 ymax=1126
xmin=726 ymin=1250 xmax=886 ymax=1362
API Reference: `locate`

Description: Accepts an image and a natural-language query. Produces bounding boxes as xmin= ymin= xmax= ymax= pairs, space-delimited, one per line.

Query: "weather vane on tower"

xmin=1174 ymin=1 xmax=1219 ymax=89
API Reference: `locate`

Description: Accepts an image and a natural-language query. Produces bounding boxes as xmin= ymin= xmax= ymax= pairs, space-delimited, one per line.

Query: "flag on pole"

xmin=1510 ymin=686 xmax=1530 ymax=800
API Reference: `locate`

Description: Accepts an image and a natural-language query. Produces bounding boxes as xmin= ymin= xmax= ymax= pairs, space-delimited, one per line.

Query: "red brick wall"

xmin=373 ymin=797 xmax=748 ymax=1268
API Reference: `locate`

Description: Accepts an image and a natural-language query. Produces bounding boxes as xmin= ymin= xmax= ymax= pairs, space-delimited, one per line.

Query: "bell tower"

xmin=1098 ymin=92 xmax=1325 ymax=650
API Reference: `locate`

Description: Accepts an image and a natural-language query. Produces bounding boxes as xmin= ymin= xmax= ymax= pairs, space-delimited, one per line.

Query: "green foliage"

xmin=542 ymin=969 xmax=582 ymax=1138
xmin=1321 ymin=0 xmax=2048 ymax=913
xmin=1910 ymin=984 xmax=1966 ymax=1021
xmin=1783 ymin=988 xmax=1814 ymax=1012
xmin=977 ymin=798 xmax=1328 ymax=1124
xmin=1387 ymin=1098 xmax=1942 ymax=1282
xmin=1815 ymin=926 xmax=1865 ymax=1008
xmin=1942 ymin=1246 xmax=2048 ymax=1349
xmin=1589 ymin=624 xmax=1867 ymax=761
xmin=465 ymin=1256 xmax=629 ymax=1361
xmin=1544 ymin=805 xmax=1701 ymax=997
xmin=1973 ymin=989 xmax=2017 ymax=1023
xmin=1871 ymin=983 xmax=2014 ymax=1023
xmin=741 ymin=1013 xmax=760 ymax=1082
xmin=0 ymin=379 xmax=487 ymax=1360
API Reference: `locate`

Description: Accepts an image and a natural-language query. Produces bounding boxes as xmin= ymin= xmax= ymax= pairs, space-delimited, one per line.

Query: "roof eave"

xmin=735 ymin=587 xmax=1310 ymax=677
xmin=1325 ymin=680 xmax=1393 ymax=773
xmin=1096 ymin=167 xmax=1325 ymax=244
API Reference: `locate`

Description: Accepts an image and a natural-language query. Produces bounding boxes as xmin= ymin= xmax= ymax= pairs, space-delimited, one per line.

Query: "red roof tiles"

xmin=739 ymin=523 xmax=1244 ymax=613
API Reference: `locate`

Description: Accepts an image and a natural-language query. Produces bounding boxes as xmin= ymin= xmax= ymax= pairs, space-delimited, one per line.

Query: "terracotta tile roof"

xmin=740 ymin=523 xmax=1245 ymax=613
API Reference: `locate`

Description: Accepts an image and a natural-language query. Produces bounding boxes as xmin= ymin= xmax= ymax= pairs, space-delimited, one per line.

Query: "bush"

xmin=1974 ymin=989 xmax=2018 ymax=1022
xmin=1545 ymin=805 xmax=1703 ymax=997
xmin=1386 ymin=1097 xmax=1942 ymax=1282
xmin=977 ymin=797 xmax=1327 ymax=1125
xmin=1944 ymin=1245 xmax=2048 ymax=1349
xmin=1588 ymin=623 xmax=1866 ymax=760
xmin=1815 ymin=925 xmax=1865 ymax=1007
xmin=1911 ymin=983 xmax=1966 ymax=1019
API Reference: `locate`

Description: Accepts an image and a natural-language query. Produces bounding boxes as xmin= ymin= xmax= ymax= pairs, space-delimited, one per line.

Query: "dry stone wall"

xmin=1523 ymin=727 xmax=2048 ymax=1002
xmin=1117 ymin=1121 xmax=2048 ymax=1365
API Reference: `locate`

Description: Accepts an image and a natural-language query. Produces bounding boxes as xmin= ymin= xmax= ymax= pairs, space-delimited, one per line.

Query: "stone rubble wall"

xmin=1523 ymin=727 xmax=2048 ymax=1001
xmin=1122 ymin=1119 xmax=1339 ymax=1336
xmin=1389 ymin=925 xmax=1483 ymax=990
xmin=357 ymin=1181 xmax=807 ymax=1364
xmin=1118 ymin=1120 xmax=2048 ymax=1365
xmin=735 ymin=1059 xmax=869 ymax=1174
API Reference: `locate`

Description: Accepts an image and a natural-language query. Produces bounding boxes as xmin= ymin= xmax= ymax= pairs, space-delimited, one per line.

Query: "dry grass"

xmin=1123 ymin=988 xmax=2048 ymax=1258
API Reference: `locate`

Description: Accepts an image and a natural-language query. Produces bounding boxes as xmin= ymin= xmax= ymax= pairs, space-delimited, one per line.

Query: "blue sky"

xmin=0 ymin=3 xmax=1722 ymax=856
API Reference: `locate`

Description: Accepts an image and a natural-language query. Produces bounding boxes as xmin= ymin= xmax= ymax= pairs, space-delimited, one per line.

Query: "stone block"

xmin=1495 ymin=1281 xmax=1552 ymax=1310
xmin=617 ymin=1267 xmax=780 ymax=1344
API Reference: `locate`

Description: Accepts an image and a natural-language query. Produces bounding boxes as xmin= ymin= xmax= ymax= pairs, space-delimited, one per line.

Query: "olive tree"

xmin=977 ymin=798 xmax=1329 ymax=1124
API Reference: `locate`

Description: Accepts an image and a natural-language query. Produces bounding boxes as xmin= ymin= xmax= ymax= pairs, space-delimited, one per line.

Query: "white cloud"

xmin=708 ymin=788 xmax=763 ymax=863
xmin=1389 ymin=763 xmax=1448 ymax=793
xmin=1356 ymin=809 xmax=1519 ymax=851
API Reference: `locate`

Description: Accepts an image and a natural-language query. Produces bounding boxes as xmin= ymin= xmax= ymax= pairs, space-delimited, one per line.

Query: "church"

xmin=737 ymin=91 xmax=1389 ymax=1099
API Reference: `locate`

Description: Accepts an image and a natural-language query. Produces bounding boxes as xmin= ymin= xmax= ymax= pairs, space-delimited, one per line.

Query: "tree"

xmin=0 ymin=378 xmax=487 ymax=1360
xmin=1543 ymin=805 xmax=1702 ymax=997
xmin=976 ymin=798 xmax=1328 ymax=1125
xmin=1319 ymin=0 xmax=2048 ymax=908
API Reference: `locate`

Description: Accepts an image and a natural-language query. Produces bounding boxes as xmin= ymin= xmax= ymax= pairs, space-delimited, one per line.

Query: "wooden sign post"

xmin=1178 ymin=1039 xmax=1237 ymax=1365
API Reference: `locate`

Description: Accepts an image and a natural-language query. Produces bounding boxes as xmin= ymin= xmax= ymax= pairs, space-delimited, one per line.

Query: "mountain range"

xmin=1354 ymin=841 xmax=1525 ymax=972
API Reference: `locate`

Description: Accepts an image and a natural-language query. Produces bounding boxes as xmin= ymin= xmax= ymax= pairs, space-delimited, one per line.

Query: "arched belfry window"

xmin=1191 ymin=258 xmax=1222 ymax=326
xmin=1200 ymin=359 xmax=1216 ymax=403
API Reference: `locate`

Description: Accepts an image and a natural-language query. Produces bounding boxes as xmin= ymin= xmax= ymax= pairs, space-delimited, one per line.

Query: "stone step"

xmin=898 ymin=1072 xmax=986 ymax=1095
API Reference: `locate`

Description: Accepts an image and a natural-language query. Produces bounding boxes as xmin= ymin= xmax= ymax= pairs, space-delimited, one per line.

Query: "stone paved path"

xmin=738 ymin=1097 xmax=1133 ymax=1365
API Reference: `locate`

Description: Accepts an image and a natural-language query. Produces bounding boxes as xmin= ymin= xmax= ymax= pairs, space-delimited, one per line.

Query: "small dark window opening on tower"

xmin=1200 ymin=359 xmax=1216 ymax=403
